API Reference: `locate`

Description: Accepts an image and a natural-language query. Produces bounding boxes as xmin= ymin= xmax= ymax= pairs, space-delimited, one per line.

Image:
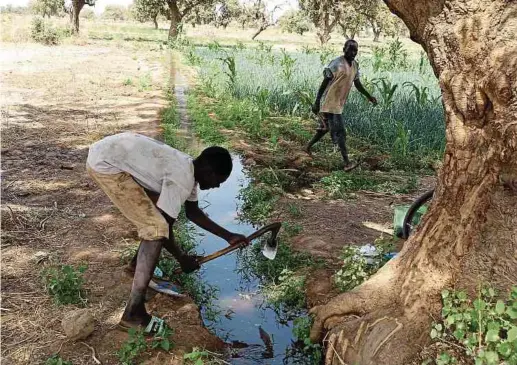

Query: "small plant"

xmin=31 ymin=17 xmax=61 ymax=45
xmin=117 ymin=328 xmax=147 ymax=365
xmin=207 ymin=40 xmax=222 ymax=52
xmin=218 ymin=54 xmax=237 ymax=92
xmin=280 ymin=48 xmax=296 ymax=82
xmin=403 ymin=81 xmax=434 ymax=105
xmin=429 ymin=286 xmax=517 ymax=365
xmin=372 ymin=78 xmax=398 ymax=105
xmin=45 ymin=354 xmax=72 ymax=365
xmin=123 ymin=77 xmax=133 ymax=86
xmin=150 ymin=326 xmax=174 ymax=351
xmin=263 ymin=269 xmax=306 ymax=312
xmin=292 ymin=316 xmax=322 ymax=364
xmin=282 ymin=222 xmax=303 ymax=237
xmin=287 ymin=203 xmax=302 ymax=218
xmin=334 ymin=241 xmax=391 ymax=292
xmin=138 ymin=73 xmax=152 ymax=92
xmin=238 ymin=183 xmax=279 ymax=224
xmin=319 ymin=46 xmax=334 ymax=66
xmin=41 ymin=264 xmax=87 ymax=305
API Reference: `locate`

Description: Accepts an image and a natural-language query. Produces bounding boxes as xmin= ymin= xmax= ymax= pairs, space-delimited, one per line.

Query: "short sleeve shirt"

xmin=320 ymin=56 xmax=360 ymax=114
xmin=87 ymin=132 xmax=198 ymax=219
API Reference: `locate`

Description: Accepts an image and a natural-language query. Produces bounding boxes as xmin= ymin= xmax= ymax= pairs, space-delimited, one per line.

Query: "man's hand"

xmin=311 ymin=103 xmax=320 ymax=115
xmin=368 ymin=96 xmax=378 ymax=106
xmin=177 ymin=254 xmax=200 ymax=274
xmin=226 ymin=233 xmax=249 ymax=247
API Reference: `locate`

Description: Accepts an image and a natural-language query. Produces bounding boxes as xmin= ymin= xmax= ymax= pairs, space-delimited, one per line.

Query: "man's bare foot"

xmin=343 ymin=161 xmax=360 ymax=172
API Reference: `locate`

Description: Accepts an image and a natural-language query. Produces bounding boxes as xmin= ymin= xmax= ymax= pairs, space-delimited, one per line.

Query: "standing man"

xmin=306 ymin=39 xmax=377 ymax=171
xmin=86 ymin=132 xmax=248 ymax=334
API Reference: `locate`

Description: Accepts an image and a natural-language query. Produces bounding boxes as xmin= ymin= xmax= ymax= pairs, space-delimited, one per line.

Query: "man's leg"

xmin=305 ymin=113 xmax=328 ymax=156
xmin=121 ymin=239 xmax=163 ymax=326
xmin=329 ymin=114 xmax=355 ymax=170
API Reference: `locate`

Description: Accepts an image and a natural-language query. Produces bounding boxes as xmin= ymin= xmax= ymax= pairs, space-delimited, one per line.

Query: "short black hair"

xmin=344 ymin=39 xmax=358 ymax=48
xmin=198 ymin=146 xmax=233 ymax=176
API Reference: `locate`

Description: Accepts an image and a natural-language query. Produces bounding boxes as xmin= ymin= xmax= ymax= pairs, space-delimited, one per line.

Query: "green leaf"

xmin=507 ymin=326 xmax=517 ymax=342
xmin=441 ymin=289 xmax=450 ymax=299
xmin=484 ymin=351 xmax=499 ymax=364
xmin=497 ymin=342 xmax=511 ymax=358
xmin=194 ymin=359 xmax=204 ymax=365
xmin=495 ymin=300 xmax=505 ymax=314
xmin=453 ymin=329 xmax=465 ymax=340
xmin=488 ymin=288 xmax=496 ymax=297
xmin=457 ymin=291 xmax=467 ymax=300
xmin=474 ymin=298 xmax=486 ymax=311
xmin=430 ymin=328 xmax=438 ymax=339
xmin=485 ymin=329 xmax=500 ymax=342
xmin=161 ymin=339 xmax=170 ymax=351
xmin=507 ymin=306 xmax=517 ymax=319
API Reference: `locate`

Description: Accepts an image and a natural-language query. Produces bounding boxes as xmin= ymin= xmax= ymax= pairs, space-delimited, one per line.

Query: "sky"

xmin=1 ymin=0 xmax=297 ymax=15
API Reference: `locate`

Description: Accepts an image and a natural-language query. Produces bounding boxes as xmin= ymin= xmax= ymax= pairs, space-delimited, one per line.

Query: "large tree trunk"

xmin=167 ymin=0 xmax=182 ymax=40
xmin=310 ymin=1 xmax=517 ymax=364
xmin=71 ymin=0 xmax=85 ymax=33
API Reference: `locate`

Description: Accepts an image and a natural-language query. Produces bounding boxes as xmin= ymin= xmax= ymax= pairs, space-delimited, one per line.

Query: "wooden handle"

xmin=174 ymin=222 xmax=282 ymax=274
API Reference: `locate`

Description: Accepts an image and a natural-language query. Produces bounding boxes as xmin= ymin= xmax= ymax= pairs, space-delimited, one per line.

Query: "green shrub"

xmin=30 ymin=17 xmax=62 ymax=45
xmin=45 ymin=354 xmax=72 ymax=365
xmin=263 ymin=269 xmax=306 ymax=312
xmin=41 ymin=264 xmax=87 ymax=305
xmin=291 ymin=316 xmax=322 ymax=364
xmin=429 ymin=286 xmax=517 ymax=365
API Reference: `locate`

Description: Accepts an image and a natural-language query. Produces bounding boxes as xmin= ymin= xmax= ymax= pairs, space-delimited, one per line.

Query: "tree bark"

xmin=167 ymin=0 xmax=182 ymax=40
xmin=153 ymin=14 xmax=158 ymax=29
xmin=251 ymin=24 xmax=267 ymax=40
xmin=71 ymin=0 xmax=85 ymax=33
xmin=310 ymin=0 xmax=517 ymax=364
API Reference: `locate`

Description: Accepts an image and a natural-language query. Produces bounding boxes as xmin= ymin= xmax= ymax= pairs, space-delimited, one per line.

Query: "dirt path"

xmin=1 ymin=42 xmax=221 ymax=364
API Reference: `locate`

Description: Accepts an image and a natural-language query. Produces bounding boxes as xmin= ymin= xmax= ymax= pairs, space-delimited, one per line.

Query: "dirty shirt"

xmin=87 ymin=132 xmax=198 ymax=219
xmin=320 ymin=56 xmax=360 ymax=114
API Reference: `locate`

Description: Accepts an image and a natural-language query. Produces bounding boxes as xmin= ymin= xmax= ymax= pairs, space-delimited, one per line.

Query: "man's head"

xmin=343 ymin=39 xmax=358 ymax=62
xmin=194 ymin=146 xmax=232 ymax=190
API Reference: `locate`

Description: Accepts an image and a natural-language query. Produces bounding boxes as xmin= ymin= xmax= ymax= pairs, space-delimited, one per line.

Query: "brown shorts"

xmin=86 ymin=165 xmax=169 ymax=240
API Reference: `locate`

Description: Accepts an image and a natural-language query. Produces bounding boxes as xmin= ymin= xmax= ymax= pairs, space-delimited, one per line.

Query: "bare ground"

xmin=1 ymin=41 xmax=222 ymax=365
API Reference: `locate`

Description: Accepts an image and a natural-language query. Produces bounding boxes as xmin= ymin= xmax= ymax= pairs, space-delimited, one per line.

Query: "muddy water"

xmin=172 ymin=62 xmax=301 ymax=364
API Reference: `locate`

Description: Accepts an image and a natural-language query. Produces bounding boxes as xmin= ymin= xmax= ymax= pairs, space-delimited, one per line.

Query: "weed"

xmin=123 ymin=77 xmax=133 ymax=86
xmin=207 ymin=40 xmax=222 ymax=52
xmin=218 ymin=53 xmax=237 ymax=92
xmin=138 ymin=73 xmax=152 ymax=91
xmin=372 ymin=77 xmax=398 ymax=106
xmin=117 ymin=328 xmax=147 ymax=365
xmin=282 ymin=222 xmax=303 ymax=237
xmin=184 ymin=348 xmax=209 ymax=365
xmin=334 ymin=239 xmax=392 ymax=292
xmin=280 ymin=48 xmax=296 ymax=83
xmin=41 ymin=264 xmax=87 ymax=305
xmin=429 ymin=286 xmax=517 ymax=365
xmin=291 ymin=316 xmax=322 ymax=364
xmin=150 ymin=326 xmax=174 ymax=351
xmin=44 ymin=354 xmax=72 ymax=365
xmin=238 ymin=183 xmax=279 ymax=224
xmin=263 ymin=269 xmax=306 ymax=313
xmin=287 ymin=203 xmax=302 ymax=218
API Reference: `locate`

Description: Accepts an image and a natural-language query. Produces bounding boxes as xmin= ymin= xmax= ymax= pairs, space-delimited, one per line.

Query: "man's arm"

xmin=185 ymin=200 xmax=248 ymax=246
xmin=354 ymin=79 xmax=377 ymax=105
xmin=312 ymin=76 xmax=332 ymax=115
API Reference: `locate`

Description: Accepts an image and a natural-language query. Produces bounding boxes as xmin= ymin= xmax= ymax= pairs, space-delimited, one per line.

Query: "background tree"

xmin=310 ymin=0 xmax=517 ymax=364
xmin=184 ymin=3 xmax=215 ymax=27
xmin=299 ymin=0 xmax=341 ymax=45
xmin=353 ymin=0 xmax=395 ymax=41
xmin=68 ymin=0 xmax=95 ymax=33
xmin=102 ymin=4 xmax=128 ymax=21
xmin=80 ymin=7 xmax=95 ymax=19
xmin=30 ymin=0 xmax=64 ymax=18
xmin=246 ymin=0 xmax=281 ymax=40
xmin=133 ymin=0 xmax=168 ymax=28
xmin=1 ymin=4 xmax=31 ymax=14
xmin=214 ymin=0 xmax=242 ymax=29
xmin=337 ymin=3 xmax=365 ymax=39
xmin=279 ymin=9 xmax=311 ymax=36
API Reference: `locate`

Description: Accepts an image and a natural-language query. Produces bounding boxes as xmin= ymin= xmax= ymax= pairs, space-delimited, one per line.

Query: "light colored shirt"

xmin=87 ymin=132 xmax=198 ymax=219
xmin=320 ymin=56 xmax=360 ymax=114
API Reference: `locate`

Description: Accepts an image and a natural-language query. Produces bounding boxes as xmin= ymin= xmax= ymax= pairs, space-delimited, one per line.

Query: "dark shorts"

xmin=318 ymin=113 xmax=345 ymax=144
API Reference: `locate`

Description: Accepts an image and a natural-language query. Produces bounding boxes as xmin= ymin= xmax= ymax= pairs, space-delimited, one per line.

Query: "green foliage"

xmin=117 ymin=328 xmax=148 ymax=365
xmin=279 ymin=9 xmax=311 ymax=35
xmin=334 ymin=239 xmax=392 ymax=292
xmin=184 ymin=347 xmax=210 ymax=365
xmin=41 ymin=264 xmax=87 ymax=305
xmin=102 ymin=5 xmax=128 ymax=21
xmin=30 ymin=17 xmax=62 ymax=45
xmin=31 ymin=0 xmax=63 ymax=17
xmin=150 ymin=326 xmax=174 ymax=351
xmin=123 ymin=77 xmax=134 ymax=86
xmin=372 ymin=77 xmax=398 ymax=106
xmin=279 ymin=48 xmax=296 ymax=83
xmin=430 ymin=286 xmax=517 ymax=365
xmin=44 ymin=354 xmax=72 ymax=365
xmin=238 ymin=183 xmax=279 ymax=224
xmin=263 ymin=269 xmax=306 ymax=312
xmin=292 ymin=316 xmax=322 ymax=364
xmin=218 ymin=53 xmax=237 ymax=92
xmin=287 ymin=203 xmax=302 ymax=218
xmin=138 ymin=73 xmax=152 ymax=91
